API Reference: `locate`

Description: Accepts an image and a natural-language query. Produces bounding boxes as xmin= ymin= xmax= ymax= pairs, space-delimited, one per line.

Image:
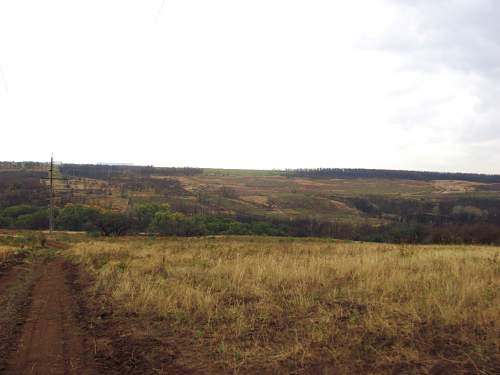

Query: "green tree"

xmin=14 ymin=209 xmax=49 ymax=230
xmin=97 ymin=212 xmax=130 ymax=236
xmin=129 ymin=203 xmax=169 ymax=232
xmin=149 ymin=211 xmax=184 ymax=235
xmin=2 ymin=205 xmax=38 ymax=219
xmin=0 ymin=215 xmax=11 ymax=228
xmin=55 ymin=205 xmax=101 ymax=231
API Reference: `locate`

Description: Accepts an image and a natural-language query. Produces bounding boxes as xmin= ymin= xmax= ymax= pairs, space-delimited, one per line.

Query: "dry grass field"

xmin=68 ymin=236 xmax=500 ymax=374
xmin=0 ymin=245 xmax=16 ymax=265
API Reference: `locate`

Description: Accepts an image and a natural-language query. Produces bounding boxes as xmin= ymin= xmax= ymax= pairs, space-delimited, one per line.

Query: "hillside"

xmin=2 ymin=162 xmax=500 ymax=243
xmin=1 ymin=233 xmax=497 ymax=374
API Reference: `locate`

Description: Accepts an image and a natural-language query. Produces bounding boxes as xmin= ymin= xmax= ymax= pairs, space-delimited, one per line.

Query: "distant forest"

xmin=59 ymin=164 xmax=203 ymax=179
xmin=56 ymin=164 xmax=500 ymax=183
xmin=3 ymin=162 xmax=500 ymax=183
xmin=282 ymin=168 xmax=500 ymax=183
xmin=60 ymin=164 xmax=500 ymax=183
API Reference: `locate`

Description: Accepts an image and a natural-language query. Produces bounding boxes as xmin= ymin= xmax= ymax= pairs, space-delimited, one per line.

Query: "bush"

xmin=20 ymin=232 xmax=47 ymax=248
xmin=149 ymin=212 xmax=184 ymax=235
xmin=224 ymin=222 xmax=251 ymax=235
xmin=2 ymin=204 xmax=39 ymax=219
xmin=13 ymin=209 xmax=49 ymax=230
xmin=97 ymin=212 xmax=131 ymax=236
xmin=0 ymin=215 xmax=11 ymax=228
xmin=203 ymin=217 xmax=234 ymax=234
xmin=128 ymin=203 xmax=169 ymax=232
xmin=56 ymin=205 xmax=101 ymax=231
xmin=451 ymin=205 xmax=485 ymax=223
xmin=249 ymin=221 xmax=288 ymax=236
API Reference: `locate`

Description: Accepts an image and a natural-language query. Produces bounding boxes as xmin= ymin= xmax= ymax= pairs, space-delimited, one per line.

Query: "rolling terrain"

xmin=0 ymin=232 xmax=498 ymax=374
xmin=1 ymin=163 xmax=499 ymax=373
xmin=2 ymin=161 xmax=500 ymax=243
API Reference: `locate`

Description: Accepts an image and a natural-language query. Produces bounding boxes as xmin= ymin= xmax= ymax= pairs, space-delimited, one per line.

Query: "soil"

xmin=0 ymin=258 xmax=24 ymax=290
xmin=1 ymin=254 xmax=195 ymax=375
xmin=69 ymin=264 xmax=198 ymax=375
xmin=0 ymin=255 xmax=36 ymax=373
xmin=3 ymin=257 xmax=94 ymax=375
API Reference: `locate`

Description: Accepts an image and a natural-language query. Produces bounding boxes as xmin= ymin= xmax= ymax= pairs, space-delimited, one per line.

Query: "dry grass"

xmin=0 ymin=246 xmax=16 ymax=265
xmin=432 ymin=180 xmax=480 ymax=194
xmin=69 ymin=237 xmax=500 ymax=374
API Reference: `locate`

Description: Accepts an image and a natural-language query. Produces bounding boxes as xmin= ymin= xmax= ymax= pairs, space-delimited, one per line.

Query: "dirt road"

xmin=3 ymin=257 xmax=94 ymax=375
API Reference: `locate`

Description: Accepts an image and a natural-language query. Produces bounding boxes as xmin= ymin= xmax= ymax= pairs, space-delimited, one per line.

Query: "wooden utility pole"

xmin=49 ymin=155 xmax=54 ymax=233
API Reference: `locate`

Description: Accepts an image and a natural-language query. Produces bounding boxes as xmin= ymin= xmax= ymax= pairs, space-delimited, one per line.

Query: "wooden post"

xmin=49 ymin=155 xmax=54 ymax=233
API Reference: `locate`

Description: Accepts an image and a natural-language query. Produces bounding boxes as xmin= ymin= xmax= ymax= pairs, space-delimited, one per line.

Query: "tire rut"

xmin=5 ymin=257 xmax=94 ymax=375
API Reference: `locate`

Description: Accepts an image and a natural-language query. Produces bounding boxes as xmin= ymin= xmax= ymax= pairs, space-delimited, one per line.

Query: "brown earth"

xmin=4 ymin=257 xmax=95 ymax=375
xmin=2 ymin=252 xmax=190 ymax=375
xmin=71 ymin=264 xmax=199 ymax=375
xmin=0 ymin=255 xmax=36 ymax=373
xmin=0 ymin=254 xmax=23 ymax=288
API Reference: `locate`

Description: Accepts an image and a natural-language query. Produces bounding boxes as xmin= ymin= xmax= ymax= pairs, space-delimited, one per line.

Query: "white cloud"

xmin=0 ymin=0 xmax=498 ymax=173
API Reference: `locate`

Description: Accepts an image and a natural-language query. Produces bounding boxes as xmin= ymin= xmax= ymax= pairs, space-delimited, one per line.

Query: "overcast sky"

xmin=0 ymin=0 xmax=499 ymax=173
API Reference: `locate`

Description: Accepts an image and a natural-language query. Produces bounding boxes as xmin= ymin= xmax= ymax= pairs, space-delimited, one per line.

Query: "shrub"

xmin=2 ymin=204 xmax=39 ymax=219
xmin=55 ymin=205 xmax=101 ymax=231
xmin=13 ymin=209 xmax=49 ymax=230
xmin=0 ymin=215 xmax=11 ymax=228
xmin=128 ymin=203 xmax=169 ymax=232
xmin=97 ymin=212 xmax=131 ymax=236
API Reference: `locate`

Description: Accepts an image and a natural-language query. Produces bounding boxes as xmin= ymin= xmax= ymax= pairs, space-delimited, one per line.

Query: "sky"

xmin=0 ymin=0 xmax=499 ymax=173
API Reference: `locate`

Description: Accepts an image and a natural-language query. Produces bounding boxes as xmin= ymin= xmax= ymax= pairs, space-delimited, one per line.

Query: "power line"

xmin=49 ymin=155 xmax=54 ymax=232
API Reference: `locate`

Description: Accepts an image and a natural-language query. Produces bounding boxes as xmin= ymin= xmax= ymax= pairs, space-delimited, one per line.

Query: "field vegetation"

xmin=68 ymin=236 xmax=500 ymax=374
xmin=4 ymin=162 xmax=500 ymax=244
xmin=0 ymin=245 xmax=15 ymax=265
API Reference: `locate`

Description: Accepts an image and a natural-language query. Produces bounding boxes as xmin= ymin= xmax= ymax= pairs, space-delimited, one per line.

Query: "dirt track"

xmin=4 ymin=257 xmax=94 ymax=375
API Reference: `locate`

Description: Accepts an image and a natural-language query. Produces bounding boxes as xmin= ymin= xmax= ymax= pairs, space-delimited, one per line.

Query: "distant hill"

xmin=3 ymin=161 xmax=500 ymax=183
xmin=282 ymin=168 xmax=500 ymax=183
xmin=2 ymin=161 xmax=500 ymax=244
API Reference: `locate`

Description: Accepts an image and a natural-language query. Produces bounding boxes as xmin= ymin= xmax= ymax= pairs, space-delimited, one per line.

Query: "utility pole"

xmin=49 ymin=155 xmax=54 ymax=233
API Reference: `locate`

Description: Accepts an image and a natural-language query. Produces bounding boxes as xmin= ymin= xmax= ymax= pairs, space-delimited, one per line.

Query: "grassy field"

xmin=0 ymin=245 xmax=15 ymax=264
xmin=68 ymin=236 xmax=500 ymax=374
xmin=48 ymin=173 xmax=500 ymax=229
xmin=202 ymin=168 xmax=283 ymax=177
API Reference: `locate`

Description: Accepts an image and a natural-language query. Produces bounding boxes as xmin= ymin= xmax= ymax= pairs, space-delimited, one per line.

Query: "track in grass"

xmin=5 ymin=257 xmax=94 ymax=375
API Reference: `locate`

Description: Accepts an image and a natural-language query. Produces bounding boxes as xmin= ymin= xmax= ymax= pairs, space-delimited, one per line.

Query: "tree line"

xmin=2 ymin=202 xmax=500 ymax=244
xmin=0 ymin=203 xmax=287 ymax=237
xmin=59 ymin=164 xmax=203 ymax=180
xmin=282 ymin=168 xmax=500 ymax=183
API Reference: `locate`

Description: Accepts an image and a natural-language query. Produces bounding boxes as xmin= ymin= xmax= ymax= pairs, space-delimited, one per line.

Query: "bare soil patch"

xmin=70 ymin=263 xmax=207 ymax=374
xmin=0 ymin=256 xmax=36 ymax=372
xmin=4 ymin=257 xmax=95 ymax=375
